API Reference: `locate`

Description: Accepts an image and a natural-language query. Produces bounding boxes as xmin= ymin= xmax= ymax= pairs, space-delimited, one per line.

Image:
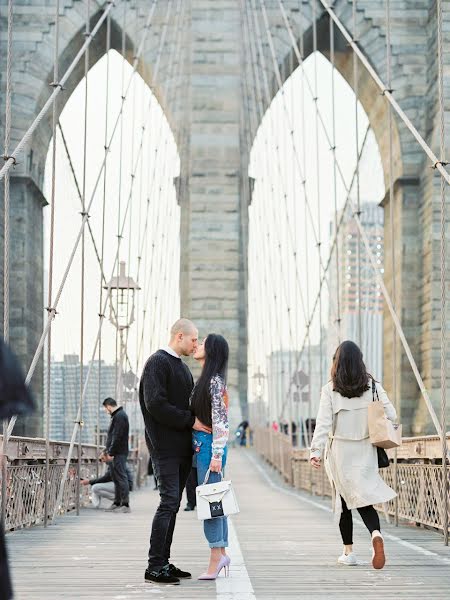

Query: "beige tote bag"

xmin=368 ymin=380 xmax=402 ymax=449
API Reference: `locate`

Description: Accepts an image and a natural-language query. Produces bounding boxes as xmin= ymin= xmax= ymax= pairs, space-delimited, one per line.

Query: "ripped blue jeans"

xmin=193 ymin=431 xmax=228 ymax=548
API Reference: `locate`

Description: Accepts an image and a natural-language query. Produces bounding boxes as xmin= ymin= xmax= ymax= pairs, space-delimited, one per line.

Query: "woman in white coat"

xmin=310 ymin=341 xmax=397 ymax=570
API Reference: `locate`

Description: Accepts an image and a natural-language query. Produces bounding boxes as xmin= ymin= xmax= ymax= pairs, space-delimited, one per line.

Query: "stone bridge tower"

xmin=0 ymin=0 xmax=448 ymax=436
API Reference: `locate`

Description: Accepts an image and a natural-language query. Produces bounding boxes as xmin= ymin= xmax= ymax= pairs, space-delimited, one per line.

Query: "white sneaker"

xmin=337 ymin=552 xmax=358 ymax=566
xmin=371 ymin=532 xmax=385 ymax=569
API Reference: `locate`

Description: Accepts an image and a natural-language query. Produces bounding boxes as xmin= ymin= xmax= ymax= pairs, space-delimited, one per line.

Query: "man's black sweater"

xmin=105 ymin=406 xmax=129 ymax=456
xmin=139 ymin=349 xmax=195 ymax=460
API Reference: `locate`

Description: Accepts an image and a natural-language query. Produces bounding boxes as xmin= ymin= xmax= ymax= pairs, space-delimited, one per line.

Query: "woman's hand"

xmin=310 ymin=457 xmax=321 ymax=470
xmin=209 ymin=457 xmax=222 ymax=473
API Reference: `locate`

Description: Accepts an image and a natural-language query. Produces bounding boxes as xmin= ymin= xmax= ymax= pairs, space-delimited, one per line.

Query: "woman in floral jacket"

xmin=191 ymin=334 xmax=230 ymax=580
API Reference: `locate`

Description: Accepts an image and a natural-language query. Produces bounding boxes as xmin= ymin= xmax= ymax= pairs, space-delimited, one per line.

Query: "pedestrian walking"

xmin=139 ymin=318 xmax=211 ymax=585
xmin=310 ymin=340 xmax=397 ymax=570
xmin=191 ymin=334 xmax=230 ymax=580
xmin=101 ymin=398 xmax=131 ymax=513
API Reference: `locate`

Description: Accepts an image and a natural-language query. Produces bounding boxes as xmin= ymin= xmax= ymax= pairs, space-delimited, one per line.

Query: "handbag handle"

xmin=202 ymin=468 xmax=223 ymax=485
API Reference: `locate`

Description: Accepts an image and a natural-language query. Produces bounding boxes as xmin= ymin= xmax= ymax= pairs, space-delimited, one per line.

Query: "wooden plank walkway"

xmin=6 ymin=448 xmax=450 ymax=599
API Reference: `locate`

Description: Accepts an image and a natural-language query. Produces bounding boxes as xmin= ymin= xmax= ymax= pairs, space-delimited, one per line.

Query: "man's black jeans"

xmin=148 ymin=456 xmax=192 ymax=570
xmin=111 ymin=454 xmax=130 ymax=505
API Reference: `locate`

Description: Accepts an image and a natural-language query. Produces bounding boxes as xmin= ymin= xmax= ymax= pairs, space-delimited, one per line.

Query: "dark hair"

xmin=102 ymin=397 xmax=117 ymax=407
xmin=190 ymin=334 xmax=229 ymax=427
xmin=331 ymin=340 xmax=370 ymax=398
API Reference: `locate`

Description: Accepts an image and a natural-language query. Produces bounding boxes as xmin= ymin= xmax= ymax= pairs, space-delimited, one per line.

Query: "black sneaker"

xmin=145 ymin=566 xmax=180 ymax=585
xmin=169 ymin=563 xmax=192 ymax=578
xmin=184 ymin=504 xmax=195 ymax=512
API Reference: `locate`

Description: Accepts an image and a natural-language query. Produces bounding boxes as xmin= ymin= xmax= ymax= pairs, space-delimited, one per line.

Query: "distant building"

xmin=266 ymin=342 xmax=328 ymax=435
xmin=328 ymin=202 xmax=384 ymax=379
xmin=45 ymin=355 xmax=142 ymax=445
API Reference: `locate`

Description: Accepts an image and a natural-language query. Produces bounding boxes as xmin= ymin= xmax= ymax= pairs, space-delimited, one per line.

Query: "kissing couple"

xmin=139 ymin=318 xmax=231 ymax=585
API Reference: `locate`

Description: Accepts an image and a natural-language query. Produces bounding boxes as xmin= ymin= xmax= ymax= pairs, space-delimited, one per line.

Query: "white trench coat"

xmin=310 ymin=381 xmax=397 ymax=520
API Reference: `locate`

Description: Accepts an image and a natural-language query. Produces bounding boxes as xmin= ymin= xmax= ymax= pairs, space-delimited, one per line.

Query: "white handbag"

xmin=196 ymin=469 xmax=240 ymax=521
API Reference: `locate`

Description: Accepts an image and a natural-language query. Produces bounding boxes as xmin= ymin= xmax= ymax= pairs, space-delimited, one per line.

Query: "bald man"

xmin=139 ymin=318 xmax=211 ymax=585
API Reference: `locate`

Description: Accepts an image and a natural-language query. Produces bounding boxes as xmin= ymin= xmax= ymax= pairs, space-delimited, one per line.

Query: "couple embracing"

xmin=139 ymin=318 xmax=230 ymax=585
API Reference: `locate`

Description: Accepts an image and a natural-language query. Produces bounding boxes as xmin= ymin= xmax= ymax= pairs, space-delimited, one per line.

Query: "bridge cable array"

xmin=241 ymin=0 xmax=449 ymax=540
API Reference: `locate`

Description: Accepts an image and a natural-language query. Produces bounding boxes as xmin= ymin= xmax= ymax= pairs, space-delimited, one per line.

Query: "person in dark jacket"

xmin=139 ymin=318 xmax=211 ymax=585
xmin=101 ymin=397 xmax=130 ymax=513
xmin=81 ymin=458 xmax=133 ymax=508
xmin=0 ymin=338 xmax=35 ymax=600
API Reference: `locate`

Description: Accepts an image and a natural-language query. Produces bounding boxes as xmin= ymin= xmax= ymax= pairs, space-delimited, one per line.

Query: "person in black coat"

xmin=0 ymin=338 xmax=35 ymax=600
xmin=101 ymin=398 xmax=130 ymax=513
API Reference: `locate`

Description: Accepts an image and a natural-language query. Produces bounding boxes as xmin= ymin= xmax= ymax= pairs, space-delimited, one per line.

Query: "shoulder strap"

xmin=371 ymin=378 xmax=380 ymax=402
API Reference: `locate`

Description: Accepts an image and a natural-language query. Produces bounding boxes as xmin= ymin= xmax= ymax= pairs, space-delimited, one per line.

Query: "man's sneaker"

xmin=169 ymin=563 xmax=192 ymax=578
xmin=118 ymin=505 xmax=131 ymax=513
xmin=371 ymin=532 xmax=385 ymax=569
xmin=145 ymin=566 xmax=180 ymax=585
xmin=337 ymin=552 xmax=358 ymax=566
xmin=105 ymin=503 xmax=121 ymax=512
xmin=184 ymin=504 xmax=195 ymax=512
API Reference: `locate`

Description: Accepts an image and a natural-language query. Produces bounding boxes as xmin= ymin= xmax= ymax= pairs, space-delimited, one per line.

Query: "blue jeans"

xmin=193 ymin=431 xmax=228 ymax=548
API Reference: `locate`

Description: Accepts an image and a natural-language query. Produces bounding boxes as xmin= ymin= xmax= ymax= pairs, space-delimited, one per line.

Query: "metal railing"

xmin=0 ymin=435 xmax=147 ymax=532
xmin=254 ymin=427 xmax=450 ymax=535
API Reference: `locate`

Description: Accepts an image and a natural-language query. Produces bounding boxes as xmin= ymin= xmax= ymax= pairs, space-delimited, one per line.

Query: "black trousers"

xmin=111 ymin=454 xmax=130 ymax=505
xmin=185 ymin=466 xmax=197 ymax=508
xmin=339 ymin=496 xmax=380 ymax=545
xmin=148 ymin=456 xmax=192 ymax=570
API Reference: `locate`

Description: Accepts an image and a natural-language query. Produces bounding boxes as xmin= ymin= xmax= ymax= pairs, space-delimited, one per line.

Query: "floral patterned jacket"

xmin=210 ymin=374 xmax=229 ymax=460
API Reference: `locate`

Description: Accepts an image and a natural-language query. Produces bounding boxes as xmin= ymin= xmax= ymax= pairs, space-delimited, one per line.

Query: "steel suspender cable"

xmin=52 ymin=1 xmax=175 ymax=522
xmin=115 ymin=0 xmax=128 ymax=396
xmin=318 ymin=0 xmax=450 ymax=186
xmin=279 ymin=127 xmax=371 ymax=423
xmin=258 ymin=0 xmax=340 ymax=332
xmin=0 ymin=0 xmax=116 ymax=183
xmin=312 ymin=1 xmax=323 ymax=445
xmin=5 ymin=0 xmax=159 ymax=442
xmin=44 ymin=0 xmax=60 ymax=529
xmin=97 ymin=10 xmax=111 ymax=477
xmin=330 ymin=15 xmax=341 ymax=343
xmin=385 ymin=0 xmax=398 ymax=527
xmin=437 ymin=0 xmax=449 ymax=546
xmin=278 ymin=0 xmax=445 ymax=440
xmin=352 ymin=0 xmax=362 ymax=346
xmin=76 ymin=0 xmax=91 ymax=517
xmin=1 ymin=0 xmax=14 ymax=533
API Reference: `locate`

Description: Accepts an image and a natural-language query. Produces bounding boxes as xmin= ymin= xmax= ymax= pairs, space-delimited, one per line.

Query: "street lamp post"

xmin=252 ymin=368 xmax=266 ymax=426
xmin=104 ymin=261 xmax=140 ymax=406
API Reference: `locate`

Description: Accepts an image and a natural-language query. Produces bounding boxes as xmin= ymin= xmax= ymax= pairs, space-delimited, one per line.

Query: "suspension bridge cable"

xmin=276 ymin=0 xmax=445 ymax=440
xmin=52 ymin=2 xmax=179 ymax=520
xmin=0 ymin=0 xmax=116 ymax=183
xmin=318 ymin=0 xmax=450 ymax=186
xmin=385 ymin=0 xmax=398 ymax=527
xmin=44 ymin=0 xmax=61 ymax=529
xmin=5 ymin=0 xmax=160 ymax=441
xmin=1 ymin=0 xmax=14 ymax=532
xmin=312 ymin=0 xmax=323 ymax=443
xmin=352 ymin=0 xmax=362 ymax=346
xmin=329 ymin=12 xmax=341 ymax=342
xmin=76 ymin=0 xmax=91 ymax=518
xmin=258 ymin=0 xmax=341 ymax=331
xmin=97 ymin=9 xmax=112 ymax=476
xmin=278 ymin=126 xmax=371 ymax=423
xmin=436 ymin=0 xmax=449 ymax=545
